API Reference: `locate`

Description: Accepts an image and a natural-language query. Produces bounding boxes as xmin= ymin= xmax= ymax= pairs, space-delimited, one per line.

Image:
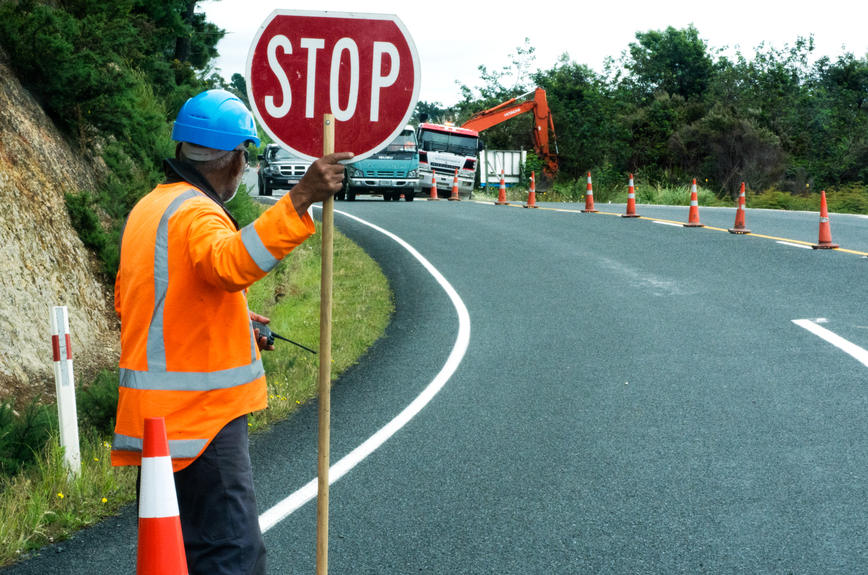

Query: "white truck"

xmin=416 ymin=123 xmax=482 ymax=199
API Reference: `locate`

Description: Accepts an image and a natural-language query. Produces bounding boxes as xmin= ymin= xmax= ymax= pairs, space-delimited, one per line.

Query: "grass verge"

xmin=0 ymin=194 xmax=392 ymax=567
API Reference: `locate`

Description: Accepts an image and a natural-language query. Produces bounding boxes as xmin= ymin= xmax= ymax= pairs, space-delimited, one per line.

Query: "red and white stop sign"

xmin=246 ymin=10 xmax=420 ymax=162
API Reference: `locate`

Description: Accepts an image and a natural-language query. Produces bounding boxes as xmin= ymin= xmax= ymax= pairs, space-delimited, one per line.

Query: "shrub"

xmin=0 ymin=398 xmax=57 ymax=478
xmin=63 ymin=192 xmax=106 ymax=252
xmin=76 ymin=370 xmax=120 ymax=437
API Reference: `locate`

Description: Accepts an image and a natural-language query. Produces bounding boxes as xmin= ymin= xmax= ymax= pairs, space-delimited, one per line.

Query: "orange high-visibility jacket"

xmin=111 ymin=180 xmax=315 ymax=472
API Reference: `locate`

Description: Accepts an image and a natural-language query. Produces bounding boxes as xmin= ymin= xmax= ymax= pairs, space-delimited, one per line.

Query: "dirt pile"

xmin=0 ymin=46 xmax=119 ymax=405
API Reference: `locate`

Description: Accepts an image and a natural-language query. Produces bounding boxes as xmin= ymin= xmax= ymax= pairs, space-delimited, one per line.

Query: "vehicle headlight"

xmin=351 ymin=168 xmax=364 ymax=177
xmin=407 ymin=169 xmax=418 ymax=179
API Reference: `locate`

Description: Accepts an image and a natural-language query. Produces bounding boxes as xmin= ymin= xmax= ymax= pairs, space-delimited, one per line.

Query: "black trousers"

xmin=138 ymin=415 xmax=267 ymax=575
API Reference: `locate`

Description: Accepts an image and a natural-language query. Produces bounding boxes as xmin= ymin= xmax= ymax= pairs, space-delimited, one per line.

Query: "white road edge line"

xmin=653 ymin=221 xmax=683 ymax=227
xmin=777 ymin=241 xmax=812 ymax=249
xmin=259 ymin=207 xmax=471 ymax=533
xmin=792 ymin=319 xmax=868 ymax=369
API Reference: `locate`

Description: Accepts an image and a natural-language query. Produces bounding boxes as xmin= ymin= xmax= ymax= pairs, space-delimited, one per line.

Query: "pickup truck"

xmin=257 ymin=144 xmax=312 ymax=196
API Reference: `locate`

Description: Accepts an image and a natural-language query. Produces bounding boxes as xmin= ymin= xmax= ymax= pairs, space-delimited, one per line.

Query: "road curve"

xmin=7 ymin=196 xmax=868 ymax=574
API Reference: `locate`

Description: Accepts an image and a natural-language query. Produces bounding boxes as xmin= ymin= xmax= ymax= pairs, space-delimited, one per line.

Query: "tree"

xmin=623 ymin=24 xmax=715 ymax=101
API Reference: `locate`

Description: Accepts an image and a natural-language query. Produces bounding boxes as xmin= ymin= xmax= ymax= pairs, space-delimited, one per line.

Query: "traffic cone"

xmin=448 ymin=169 xmax=461 ymax=201
xmin=137 ymin=417 xmax=187 ymax=575
xmin=524 ymin=171 xmax=538 ymax=208
xmin=622 ymin=173 xmax=640 ymax=218
xmin=683 ymin=179 xmax=704 ymax=227
xmin=812 ymin=191 xmax=839 ymax=249
xmin=728 ymin=182 xmax=750 ymax=234
xmin=495 ymin=170 xmax=509 ymax=205
xmin=582 ymin=172 xmax=598 ymax=213
xmin=428 ymin=171 xmax=440 ymax=201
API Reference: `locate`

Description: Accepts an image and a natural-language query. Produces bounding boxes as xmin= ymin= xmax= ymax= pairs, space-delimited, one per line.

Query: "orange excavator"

xmin=461 ymin=87 xmax=558 ymax=182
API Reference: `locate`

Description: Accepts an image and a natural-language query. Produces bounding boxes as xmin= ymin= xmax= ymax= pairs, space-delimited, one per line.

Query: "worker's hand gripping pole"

xmin=317 ymin=114 xmax=335 ymax=575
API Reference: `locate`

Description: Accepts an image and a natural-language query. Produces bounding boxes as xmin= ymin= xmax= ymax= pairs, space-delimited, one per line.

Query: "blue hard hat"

xmin=172 ymin=90 xmax=261 ymax=150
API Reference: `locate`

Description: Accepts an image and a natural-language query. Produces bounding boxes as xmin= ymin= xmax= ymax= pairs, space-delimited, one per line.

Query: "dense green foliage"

xmin=0 ymin=0 xmax=232 ymax=275
xmin=0 ymin=398 xmax=57 ymax=476
xmin=437 ymin=28 xmax=868 ymax=205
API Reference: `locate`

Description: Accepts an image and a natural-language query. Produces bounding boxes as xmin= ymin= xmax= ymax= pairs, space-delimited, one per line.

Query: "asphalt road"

xmin=7 ymin=186 xmax=868 ymax=574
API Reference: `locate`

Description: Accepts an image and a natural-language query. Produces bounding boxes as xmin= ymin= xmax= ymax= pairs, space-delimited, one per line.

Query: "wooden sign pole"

xmin=316 ymin=113 xmax=335 ymax=575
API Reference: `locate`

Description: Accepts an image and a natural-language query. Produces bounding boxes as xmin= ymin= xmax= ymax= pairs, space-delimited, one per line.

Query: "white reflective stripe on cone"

xmin=691 ymin=201 xmax=699 ymax=206
xmin=139 ymin=456 xmax=180 ymax=518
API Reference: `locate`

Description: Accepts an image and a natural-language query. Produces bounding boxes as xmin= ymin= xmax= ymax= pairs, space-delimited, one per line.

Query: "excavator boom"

xmin=461 ymin=88 xmax=558 ymax=180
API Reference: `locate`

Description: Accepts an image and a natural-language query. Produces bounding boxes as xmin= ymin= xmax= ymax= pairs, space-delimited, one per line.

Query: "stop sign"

xmin=246 ymin=10 xmax=420 ymax=162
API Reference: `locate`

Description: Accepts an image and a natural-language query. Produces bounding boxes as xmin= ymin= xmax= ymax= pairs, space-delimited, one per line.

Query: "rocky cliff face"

xmin=0 ymin=46 xmax=119 ymax=405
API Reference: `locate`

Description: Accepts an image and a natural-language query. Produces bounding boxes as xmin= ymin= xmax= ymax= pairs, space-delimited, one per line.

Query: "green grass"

xmin=246 ymin=217 xmax=393 ymax=430
xmin=0 ymin=198 xmax=393 ymax=567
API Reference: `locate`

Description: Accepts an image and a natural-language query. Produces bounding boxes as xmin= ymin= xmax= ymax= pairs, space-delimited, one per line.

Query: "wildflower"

xmin=94 ymin=457 xmax=99 ymax=461
xmin=57 ymin=493 xmax=64 ymax=499
xmin=101 ymin=498 xmax=107 ymax=503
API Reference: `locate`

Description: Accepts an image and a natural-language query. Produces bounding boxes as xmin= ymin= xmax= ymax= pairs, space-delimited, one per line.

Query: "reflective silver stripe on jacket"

xmin=241 ymin=222 xmax=280 ymax=272
xmin=122 ymin=188 xmax=264 ymax=392
xmin=119 ymin=361 xmax=264 ymax=391
xmin=112 ymin=433 xmax=208 ymax=459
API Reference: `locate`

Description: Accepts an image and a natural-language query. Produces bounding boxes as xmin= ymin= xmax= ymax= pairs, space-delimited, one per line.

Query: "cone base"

xmin=728 ymin=228 xmax=751 ymax=234
xmin=581 ymin=209 xmax=598 ymax=213
xmin=495 ymin=201 xmax=510 ymax=206
xmin=621 ymin=214 xmax=641 ymax=218
xmin=683 ymin=222 xmax=704 ymax=227
xmin=448 ymin=197 xmax=461 ymax=201
xmin=523 ymin=205 xmax=538 ymax=209
xmin=812 ymin=243 xmax=839 ymax=249
xmin=427 ymin=198 xmax=441 ymax=201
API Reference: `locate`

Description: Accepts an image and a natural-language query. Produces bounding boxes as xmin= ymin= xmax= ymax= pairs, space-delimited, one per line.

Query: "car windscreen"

xmin=270 ymin=148 xmax=304 ymax=161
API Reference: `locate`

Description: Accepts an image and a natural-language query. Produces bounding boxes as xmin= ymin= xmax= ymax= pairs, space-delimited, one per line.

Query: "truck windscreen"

xmin=420 ymin=131 xmax=478 ymax=157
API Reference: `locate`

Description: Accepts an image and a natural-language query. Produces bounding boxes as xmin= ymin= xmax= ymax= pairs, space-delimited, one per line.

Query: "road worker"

xmin=111 ymin=89 xmax=352 ymax=574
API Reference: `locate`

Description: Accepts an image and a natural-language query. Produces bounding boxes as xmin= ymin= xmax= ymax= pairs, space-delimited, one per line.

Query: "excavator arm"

xmin=461 ymin=87 xmax=558 ymax=181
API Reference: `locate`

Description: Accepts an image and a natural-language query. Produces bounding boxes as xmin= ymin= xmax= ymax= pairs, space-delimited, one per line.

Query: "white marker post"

xmin=50 ymin=306 xmax=81 ymax=477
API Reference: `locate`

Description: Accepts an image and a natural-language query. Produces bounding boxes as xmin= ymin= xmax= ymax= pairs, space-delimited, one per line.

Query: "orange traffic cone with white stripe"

xmin=728 ymin=182 xmax=750 ymax=234
xmin=812 ymin=191 xmax=839 ymax=249
xmin=622 ymin=173 xmax=640 ymax=218
xmin=683 ymin=179 xmax=704 ymax=227
xmin=524 ymin=171 xmax=538 ymax=208
xmin=137 ymin=417 xmax=187 ymax=575
xmin=582 ymin=172 xmax=598 ymax=213
xmin=428 ymin=171 xmax=440 ymax=201
xmin=495 ymin=170 xmax=509 ymax=205
xmin=448 ymin=169 xmax=461 ymax=201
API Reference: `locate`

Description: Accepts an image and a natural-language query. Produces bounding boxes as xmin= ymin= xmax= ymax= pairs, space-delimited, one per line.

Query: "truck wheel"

xmin=262 ymin=182 xmax=272 ymax=197
xmin=405 ymin=191 xmax=415 ymax=202
xmin=335 ymin=190 xmax=345 ymax=201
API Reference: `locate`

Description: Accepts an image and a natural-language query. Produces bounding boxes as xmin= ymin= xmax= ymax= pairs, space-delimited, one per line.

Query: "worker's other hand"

xmin=249 ymin=311 xmax=275 ymax=352
xmin=290 ymin=152 xmax=354 ymax=218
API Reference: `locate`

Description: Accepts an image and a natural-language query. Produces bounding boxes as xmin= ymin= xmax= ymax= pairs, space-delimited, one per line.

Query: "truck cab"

xmin=342 ymin=126 xmax=420 ymax=201
xmin=416 ymin=123 xmax=481 ymax=199
xmin=257 ymin=144 xmax=312 ymax=197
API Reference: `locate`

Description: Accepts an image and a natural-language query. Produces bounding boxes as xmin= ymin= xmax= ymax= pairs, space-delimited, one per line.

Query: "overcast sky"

xmin=205 ymin=0 xmax=868 ymax=107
